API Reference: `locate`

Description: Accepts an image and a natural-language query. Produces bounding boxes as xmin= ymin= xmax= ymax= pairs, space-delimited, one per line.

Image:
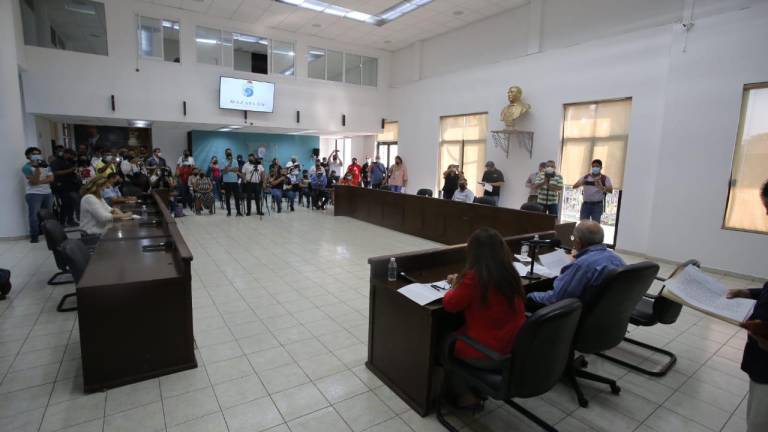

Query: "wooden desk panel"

xmin=334 ymin=186 xmax=555 ymax=245
xmin=366 ymin=232 xmax=556 ymax=416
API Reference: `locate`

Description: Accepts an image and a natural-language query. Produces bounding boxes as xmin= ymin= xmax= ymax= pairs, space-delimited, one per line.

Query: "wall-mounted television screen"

xmin=219 ymin=76 xmax=275 ymax=113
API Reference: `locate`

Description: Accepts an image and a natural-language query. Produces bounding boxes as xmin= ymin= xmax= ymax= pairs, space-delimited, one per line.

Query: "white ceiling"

xmin=143 ymin=0 xmax=530 ymax=51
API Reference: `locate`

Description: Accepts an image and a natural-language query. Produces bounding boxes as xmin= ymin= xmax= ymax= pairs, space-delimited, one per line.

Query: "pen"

xmin=430 ymin=285 xmax=441 ymax=292
xmin=430 ymin=284 xmax=446 ymax=291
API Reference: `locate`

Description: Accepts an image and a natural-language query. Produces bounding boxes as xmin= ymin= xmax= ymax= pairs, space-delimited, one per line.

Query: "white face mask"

xmin=545 ymin=167 xmax=555 ymax=174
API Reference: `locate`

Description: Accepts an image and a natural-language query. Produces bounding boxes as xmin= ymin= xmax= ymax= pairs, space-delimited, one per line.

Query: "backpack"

xmin=0 ymin=269 xmax=11 ymax=300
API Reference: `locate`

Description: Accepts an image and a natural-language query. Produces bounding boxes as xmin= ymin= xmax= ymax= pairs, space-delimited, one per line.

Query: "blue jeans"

xmin=271 ymin=188 xmax=283 ymax=212
xmin=26 ymin=193 xmax=52 ymax=239
xmin=580 ymin=201 xmax=603 ymax=222
xmin=389 ymin=185 xmax=402 ymax=193
xmin=285 ymin=190 xmax=296 ymax=210
xmin=212 ymin=178 xmax=222 ymax=204
xmin=542 ymin=203 xmax=559 ymax=216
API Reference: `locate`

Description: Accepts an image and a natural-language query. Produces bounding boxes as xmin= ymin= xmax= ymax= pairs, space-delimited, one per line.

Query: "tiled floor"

xmin=0 ymin=206 xmax=764 ymax=432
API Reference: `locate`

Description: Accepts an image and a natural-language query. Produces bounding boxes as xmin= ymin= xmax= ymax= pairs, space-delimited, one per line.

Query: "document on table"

xmin=398 ymin=280 xmax=450 ymax=306
xmin=538 ymin=249 xmax=573 ymax=276
xmin=662 ymin=265 xmax=756 ymax=325
xmin=513 ymin=262 xmax=557 ymax=279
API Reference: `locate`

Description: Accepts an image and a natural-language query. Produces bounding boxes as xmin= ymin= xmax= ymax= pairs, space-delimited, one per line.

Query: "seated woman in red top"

xmin=443 ymin=227 xmax=527 ymax=408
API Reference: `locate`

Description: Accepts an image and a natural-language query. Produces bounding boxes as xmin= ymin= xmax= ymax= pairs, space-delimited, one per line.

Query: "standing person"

xmin=50 ymin=148 xmax=80 ymax=226
xmin=299 ymin=170 xmax=311 ymax=208
xmin=177 ymin=150 xmax=195 ymax=169
xmin=533 ymin=160 xmax=563 ymax=216
xmin=95 ymin=149 xmax=117 ymax=178
xmin=573 ymin=159 xmax=613 ymax=223
xmin=442 ymin=164 xmax=461 ymax=200
xmin=328 ymin=150 xmax=344 ymax=179
xmin=442 ymin=227 xmax=527 ymax=408
xmin=387 ymin=156 xmax=408 ymax=193
xmin=346 ymin=157 xmax=362 ymax=186
xmin=121 ymin=148 xmax=142 ymax=178
xmin=176 ymin=151 xmax=195 ymax=209
xmin=480 ymin=161 xmax=505 ymax=206
xmin=452 ymin=178 xmax=475 ymax=204
xmin=270 ymin=168 xmax=287 ymax=213
xmin=525 ymin=162 xmax=546 ymax=203
xmin=369 ymin=155 xmax=386 ymax=189
xmin=361 ymin=156 xmax=371 ymax=188
xmin=22 ymin=147 xmax=54 ymax=243
xmin=285 ymin=167 xmax=298 ymax=212
xmin=207 ymin=156 xmax=223 ymax=209
xmin=146 ymin=148 xmax=167 ymax=176
xmin=221 ymin=148 xmax=242 ymax=217
xmin=726 ymin=180 xmax=768 ymax=432
xmin=241 ymin=154 xmax=265 ymax=216
xmin=310 ymin=168 xmax=329 ymax=210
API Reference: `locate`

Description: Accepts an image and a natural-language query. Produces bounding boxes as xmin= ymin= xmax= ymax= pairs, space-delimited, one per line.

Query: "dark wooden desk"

xmin=76 ymin=192 xmax=196 ymax=392
xmin=334 ymin=186 xmax=556 ymax=244
xmin=366 ymin=231 xmax=556 ymax=416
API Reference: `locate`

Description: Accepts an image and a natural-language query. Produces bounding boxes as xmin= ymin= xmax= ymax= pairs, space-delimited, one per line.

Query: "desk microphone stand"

xmin=521 ymin=241 xmax=542 ymax=280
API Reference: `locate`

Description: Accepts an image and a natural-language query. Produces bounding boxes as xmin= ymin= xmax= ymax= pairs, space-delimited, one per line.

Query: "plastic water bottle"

xmin=533 ymin=234 xmax=540 ymax=241
xmin=387 ymin=258 xmax=397 ymax=282
xmin=520 ymin=243 xmax=529 ymax=258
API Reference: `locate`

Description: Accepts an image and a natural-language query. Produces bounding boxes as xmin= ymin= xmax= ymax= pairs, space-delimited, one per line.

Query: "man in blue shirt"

xmin=221 ymin=148 xmax=242 ymax=216
xmin=310 ymin=168 xmax=329 ymax=210
xmin=526 ymin=220 xmax=625 ymax=310
xmin=369 ymin=156 xmax=387 ymax=189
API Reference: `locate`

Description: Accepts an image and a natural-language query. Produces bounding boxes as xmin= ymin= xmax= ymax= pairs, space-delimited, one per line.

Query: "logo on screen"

xmin=242 ymin=81 xmax=254 ymax=98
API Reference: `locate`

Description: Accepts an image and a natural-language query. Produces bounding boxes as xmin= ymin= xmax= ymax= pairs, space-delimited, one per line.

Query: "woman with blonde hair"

xmin=79 ymin=177 xmax=132 ymax=236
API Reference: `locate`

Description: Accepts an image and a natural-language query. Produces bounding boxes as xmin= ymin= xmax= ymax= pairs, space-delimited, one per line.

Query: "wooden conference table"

xmin=334 ymin=186 xmax=556 ymax=244
xmin=366 ymin=231 xmax=557 ymax=416
xmin=76 ymin=191 xmax=196 ymax=392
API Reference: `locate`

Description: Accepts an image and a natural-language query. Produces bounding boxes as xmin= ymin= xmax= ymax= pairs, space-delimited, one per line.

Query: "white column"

xmin=0 ymin=0 xmax=31 ymax=238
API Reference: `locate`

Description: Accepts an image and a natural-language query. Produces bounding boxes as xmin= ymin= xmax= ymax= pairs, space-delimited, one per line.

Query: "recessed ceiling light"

xmin=452 ymin=10 xmax=464 ymax=16
xmin=129 ymin=120 xmax=151 ymax=128
xmin=274 ymin=0 xmax=432 ymax=26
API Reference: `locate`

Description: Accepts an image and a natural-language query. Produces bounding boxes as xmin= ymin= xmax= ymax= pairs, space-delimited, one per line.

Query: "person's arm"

xmin=96 ymin=161 xmax=110 ymax=174
xmin=550 ymin=175 xmax=564 ymax=191
xmin=527 ymin=262 xmax=589 ymax=305
xmin=727 ymin=288 xmax=763 ymax=300
xmin=603 ymin=176 xmax=613 ymax=194
xmin=52 ymin=163 xmax=76 ymax=177
xmin=402 ymin=165 xmax=408 ymax=186
xmin=573 ymin=175 xmax=586 ymax=189
xmin=533 ymin=173 xmax=545 ymax=186
xmin=443 ymin=273 xmax=475 ymax=313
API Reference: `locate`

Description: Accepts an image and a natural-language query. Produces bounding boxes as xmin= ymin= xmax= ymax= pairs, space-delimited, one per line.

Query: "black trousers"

xmin=56 ymin=189 xmax=79 ymax=224
xmin=243 ymin=183 xmax=263 ymax=215
xmin=222 ymin=182 xmax=241 ymax=215
xmin=311 ymin=189 xmax=329 ymax=209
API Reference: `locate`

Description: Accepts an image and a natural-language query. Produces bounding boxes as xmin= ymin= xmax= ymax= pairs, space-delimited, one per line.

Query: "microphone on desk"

xmin=142 ymin=240 xmax=174 ymax=252
xmin=523 ymin=238 xmax=562 ymax=247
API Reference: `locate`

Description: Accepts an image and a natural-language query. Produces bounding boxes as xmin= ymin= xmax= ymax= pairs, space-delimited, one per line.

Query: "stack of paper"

xmin=398 ymin=280 xmax=450 ymax=306
xmin=538 ymin=249 xmax=573 ymax=276
xmin=662 ymin=265 xmax=756 ymax=325
xmin=513 ymin=262 xmax=557 ymax=279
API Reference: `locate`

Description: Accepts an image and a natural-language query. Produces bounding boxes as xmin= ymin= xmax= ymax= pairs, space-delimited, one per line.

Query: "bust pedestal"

xmin=490 ymin=129 xmax=534 ymax=159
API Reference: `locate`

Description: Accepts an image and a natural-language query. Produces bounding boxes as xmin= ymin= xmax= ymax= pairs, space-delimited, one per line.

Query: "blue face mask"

xmin=591 ymin=167 xmax=601 ymax=175
xmin=30 ymin=154 xmax=43 ymax=162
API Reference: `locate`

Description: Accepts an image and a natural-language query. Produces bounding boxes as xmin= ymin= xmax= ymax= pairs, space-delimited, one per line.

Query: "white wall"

xmin=19 ymin=0 xmax=390 ymax=134
xmin=388 ymin=3 xmax=768 ymax=278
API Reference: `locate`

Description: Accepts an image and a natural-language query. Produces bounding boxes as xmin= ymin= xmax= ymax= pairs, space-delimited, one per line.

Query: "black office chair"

xmin=55 ymin=239 xmax=92 ymax=312
xmin=566 ymin=261 xmax=659 ymax=407
xmin=520 ymin=202 xmax=545 ymax=213
xmin=41 ymin=220 xmax=75 ymax=287
xmin=597 ymin=259 xmax=699 ymax=377
xmin=437 ymin=299 xmax=583 ymax=432
xmin=473 ymin=197 xmax=496 ymax=206
xmin=416 ymin=188 xmax=433 ymax=197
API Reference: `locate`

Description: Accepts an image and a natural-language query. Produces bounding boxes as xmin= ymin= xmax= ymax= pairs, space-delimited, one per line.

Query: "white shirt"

xmin=121 ymin=160 xmax=140 ymax=176
xmin=80 ymin=194 xmax=113 ymax=235
xmin=177 ymin=156 xmax=196 ymax=167
xmin=328 ymin=161 xmax=343 ymax=177
xmin=452 ymin=188 xmax=475 ymax=204
xmin=241 ymin=162 xmax=264 ymax=183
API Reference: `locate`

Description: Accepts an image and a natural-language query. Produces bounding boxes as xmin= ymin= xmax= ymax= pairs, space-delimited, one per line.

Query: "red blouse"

xmin=443 ymin=270 xmax=526 ymax=360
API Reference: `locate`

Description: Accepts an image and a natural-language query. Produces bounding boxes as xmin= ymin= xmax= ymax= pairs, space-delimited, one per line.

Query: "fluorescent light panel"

xmin=274 ymin=0 xmax=431 ymax=26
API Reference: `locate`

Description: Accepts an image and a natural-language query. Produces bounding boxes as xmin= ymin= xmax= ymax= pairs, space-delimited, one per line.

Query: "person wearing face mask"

xmin=442 ymin=164 xmax=461 ymax=200
xmin=101 ymin=173 xmax=134 ymax=205
xmin=207 ymin=156 xmax=223 ymax=209
xmin=452 ymin=177 xmax=475 ymax=204
xmin=193 ymin=172 xmax=215 ymax=215
xmin=525 ymin=162 xmax=547 ymax=203
xmin=95 ymin=149 xmax=117 ymax=178
xmin=50 ymin=148 xmax=80 ymax=226
xmin=176 ymin=150 xmax=196 ymax=168
xmin=22 ymin=147 xmax=54 ymax=243
xmin=347 ymin=157 xmax=362 ymax=187
xmin=328 ymin=150 xmax=344 ymax=180
xmin=121 ymin=149 xmax=141 ymax=177
xmin=533 ymin=160 xmax=564 ymax=216
xmin=176 ymin=150 xmax=195 ymax=210
xmin=146 ymin=148 xmax=167 ymax=176
xmin=369 ymin=156 xmax=386 ymax=189
xmin=79 ymin=177 xmax=133 ymax=237
xmin=241 ymin=154 xmax=265 ymax=216
xmin=480 ymin=161 xmax=504 ymax=206
xmin=573 ymin=159 xmax=613 ymax=222
xmin=524 ymin=220 xmax=624 ymax=312
xmin=387 ymin=156 xmax=408 ymax=193
xmin=361 ymin=156 xmax=371 ymax=188
xmin=221 ymin=148 xmax=242 ymax=216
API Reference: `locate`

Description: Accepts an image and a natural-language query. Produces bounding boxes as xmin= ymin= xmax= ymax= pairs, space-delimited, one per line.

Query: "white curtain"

xmin=439 ymin=113 xmax=487 ymax=195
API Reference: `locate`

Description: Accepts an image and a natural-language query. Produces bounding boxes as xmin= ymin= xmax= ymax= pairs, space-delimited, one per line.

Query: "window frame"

xmin=722 ymin=82 xmax=768 ymax=235
xmin=306 ymin=47 xmax=378 ymax=87
xmin=137 ymin=16 xmax=180 ymax=63
xmin=438 ymin=112 xmax=488 ymax=196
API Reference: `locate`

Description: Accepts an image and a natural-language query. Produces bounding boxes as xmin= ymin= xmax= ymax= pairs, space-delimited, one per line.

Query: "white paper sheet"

xmin=483 ymin=183 xmax=494 ymax=192
xmin=514 ymin=254 xmax=532 ymax=263
xmin=398 ymin=280 xmax=449 ymax=306
xmin=513 ymin=262 xmax=557 ymax=279
xmin=538 ymin=249 xmax=573 ymax=276
xmin=664 ymin=265 xmax=755 ymax=324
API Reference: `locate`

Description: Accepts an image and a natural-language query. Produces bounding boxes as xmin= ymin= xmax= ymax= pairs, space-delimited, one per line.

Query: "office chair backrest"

xmin=655 ymin=259 xmax=699 ymax=324
xmin=508 ymin=298 xmax=582 ymax=398
xmin=42 ymin=220 xmax=69 ymax=271
xmin=574 ymin=261 xmax=659 ymax=354
xmin=520 ymin=202 xmax=544 ymax=213
xmin=416 ymin=188 xmax=433 ymax=197
xmin=58 ymin=239 xmax=91 ymax=284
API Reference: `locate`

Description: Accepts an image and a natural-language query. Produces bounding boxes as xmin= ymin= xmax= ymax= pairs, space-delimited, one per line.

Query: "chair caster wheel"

xmin=610 ymin=384 xmax=621 ymax=395
xmin=578 ymin=398 xmax=589 ymax=408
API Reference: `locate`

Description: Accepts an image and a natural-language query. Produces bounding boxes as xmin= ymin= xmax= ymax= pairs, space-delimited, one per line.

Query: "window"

xmin=138 ymin=17 xmax=180 ymax=63
xmin=362 ymin=56 xmax=378 ymax=87
xmin=20 ymin=0 xmax=108 ymax=56
xmin=344 ymin=53 xmax=362 ymax=85
xmin=561 ymin=99 xmax=632 ymax=245
xmin=724 ymin=83 xmax=768 ymax=234
xmin=439 ymin=114 xmax=487 ymax=196
xmin=196 ymin=26 xmax=227 ymax=66
xmin=327 ymin=50 xmax=344 ymax=82
xmin=271 ymin=40 xmax=295 ymax=76
xmin=233 ymin=33 xmax=268 ymax=74
xmin=307 ymin=48 xmax=326 ymax=80
xmin=377 ymin=122 xmax=399 ymax=168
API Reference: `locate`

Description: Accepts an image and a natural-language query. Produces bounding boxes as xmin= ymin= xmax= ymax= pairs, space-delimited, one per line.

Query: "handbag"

xmin=0 ymin=269 xmax=11 ymax=300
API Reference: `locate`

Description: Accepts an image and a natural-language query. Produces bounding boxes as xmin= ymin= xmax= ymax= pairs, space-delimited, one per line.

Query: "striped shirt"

xmin=534 ymin=172 xmax=563 ymax=205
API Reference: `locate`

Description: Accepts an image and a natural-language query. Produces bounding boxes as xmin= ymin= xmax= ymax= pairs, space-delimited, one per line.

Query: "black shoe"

xmin=246 ymin=213 xmax=251 ymax=216
xmin=257 ymin=212 xmax=265 ymax=216
xmin=236 ymin=213 xmax=243 ymax=217
xmin=30 ymin=237 xmax=39 ymax=244
xmin=227 ymin=212 xmax=232 ymax=217
xmin=290 ymin=206 xmax=295 ymax=212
